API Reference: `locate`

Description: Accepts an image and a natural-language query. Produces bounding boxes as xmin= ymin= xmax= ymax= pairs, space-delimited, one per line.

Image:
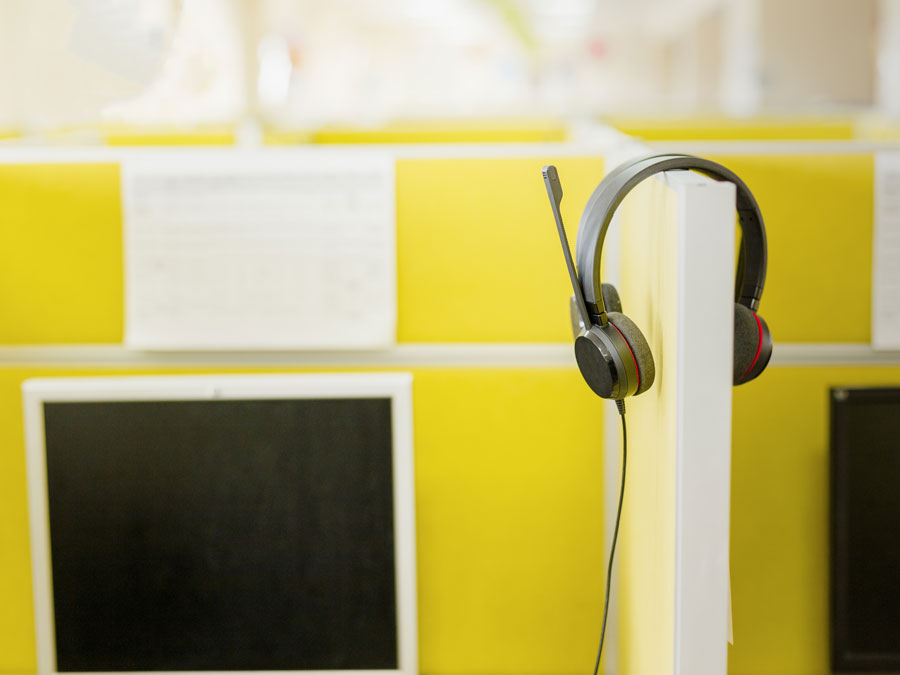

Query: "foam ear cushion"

xmin=601 ymin=283 xmax=623 ymax=313
xmin=733 ymin=303 xmax=762 ymax=383
xmin=607 ymin=312 xmax=655 ymax=395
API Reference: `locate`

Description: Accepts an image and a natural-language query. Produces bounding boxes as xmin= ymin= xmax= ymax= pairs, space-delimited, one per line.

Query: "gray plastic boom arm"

xmin=542 ymin=165 xmax=592 ymax=331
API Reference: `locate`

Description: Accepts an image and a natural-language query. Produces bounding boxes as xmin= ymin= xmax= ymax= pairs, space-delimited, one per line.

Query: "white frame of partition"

xmin=668 ymin=169 xmax=735 ymax=674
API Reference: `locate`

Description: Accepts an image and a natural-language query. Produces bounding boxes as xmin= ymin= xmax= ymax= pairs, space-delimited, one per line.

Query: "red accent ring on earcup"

xmin=606 ymin=311 xmax=655 ymax=395
xmin=608 ymin=320 xmax=639 ymax=393
xmin=741 ymin=311 xmax=764 ymax=380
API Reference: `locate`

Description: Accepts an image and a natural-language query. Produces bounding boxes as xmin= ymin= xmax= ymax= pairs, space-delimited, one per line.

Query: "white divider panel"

xmin=614 ymin=169 xmax=735 ymax=675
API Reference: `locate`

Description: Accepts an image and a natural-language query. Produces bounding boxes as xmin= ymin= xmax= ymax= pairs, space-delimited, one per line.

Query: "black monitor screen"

xmin=42 ymin=398 xmax=397 ymax=672
xmin=831 ymin=387 xmax=900 ymax=672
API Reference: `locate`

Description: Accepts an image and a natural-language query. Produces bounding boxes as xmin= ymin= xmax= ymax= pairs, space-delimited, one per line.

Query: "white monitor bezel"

xmin=23 ymin=373 xmax=417 ymax=675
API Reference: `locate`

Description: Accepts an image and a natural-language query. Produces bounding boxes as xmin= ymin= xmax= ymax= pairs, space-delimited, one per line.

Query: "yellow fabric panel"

xmin=616 ymin=177 xmax=678 ymax=674
xmin=0 ymin=365 xmax=606 ymax=674
xmin=104 ymin=133 xmax=235 ymax=146
xmin=311 ymin=120 xmax=567 ymax=144
xmin=607 ymin=116 xmax=856 ymax=141
xmin=706 ymin=154 xmax=873 ymax=343
xmin=728 ymin=366 xmax=900 ymax=675
xmin=0 ymin=156 xmax=602 ymax=345
xmin=0 ymin=164 xmax=124 ymax=344
xmin=14 ymin=125 xmax=235 ymax=147
xmin=0 ymin=153 xmax=869 ymax=345
xmin=396 ymin=156 xmax=603 ymax=342
xmin=102 ymin=125 xmax=236 ymax=146
xmin=0 ymin=369 xmax=32 ymax=674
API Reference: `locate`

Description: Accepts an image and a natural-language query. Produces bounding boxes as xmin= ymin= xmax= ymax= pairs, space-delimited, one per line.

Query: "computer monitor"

xmin=23 ymin=373 xmax=416 ymax=675
xmin=831 ymin=386 xmax=900 ymax=672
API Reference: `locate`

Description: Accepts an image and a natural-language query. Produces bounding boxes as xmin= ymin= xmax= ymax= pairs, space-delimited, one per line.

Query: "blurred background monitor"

xmin=23 ymin=374 xmax=416 ymax=675
xmin=831 ymin=387 xmax=900 ymax=672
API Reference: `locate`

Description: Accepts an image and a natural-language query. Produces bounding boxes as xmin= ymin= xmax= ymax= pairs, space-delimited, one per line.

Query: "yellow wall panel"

xmin=609 ymin=116 xmax=856 ymax=141
xmin=0 ymin=155 xmax=603 ymax=345
xmin=311 ymin=121 xmax=567 ymax=144
xmin=0 ymin=164 xmax=124 ymax=344
xmin=707 ymin=153 xmax=874 ymax=343
xmin=104 ymin=133 xmax=235 ymax=146
xmin=2 ymin=152 xmax=869 ymax=346
xmin=396 ymin=156 xmax=603 ymax=342
xmin=729 ymin=366 xmax=900 ymax=675
xmin=101 ymin=125 xmax=236 ymax=146
xmin=0 ymin=365 xmax=607 ymax=674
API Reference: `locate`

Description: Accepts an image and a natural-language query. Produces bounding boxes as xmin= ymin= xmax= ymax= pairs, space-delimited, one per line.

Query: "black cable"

xmin=592 ymin=400 xmax=627 ymax=675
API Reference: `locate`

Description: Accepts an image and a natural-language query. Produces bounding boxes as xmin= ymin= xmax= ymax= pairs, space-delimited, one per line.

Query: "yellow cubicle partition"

xmin=0 ymin=150 xmax=610 ymax=675
xmin=0 ymin=141 xmax=889 ymax=675
xmin=0 ymin=365 xmax=607 ymax=675
xmin=0 ymin=155 xmax=603 ymax=345
xmin=0 ymin=125 xmax=237 ymax=147
xmin=697 ymin=147 xmax=880 ymax=675
xmin=0 ymin=119 xmax=567 ymax=148
xmin=102 ymin=125 xmax=237 ymax=146
xmin=265 ymin=119 xmax=568 ymax=145
xmin=606 ymin=115 xmax=858 ymax=141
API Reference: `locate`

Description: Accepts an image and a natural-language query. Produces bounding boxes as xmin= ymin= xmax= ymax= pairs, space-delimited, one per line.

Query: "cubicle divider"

xmin=0 ymin=119 xmax=569 ymax=148
xmin=0 ymin=142 xmax=623 ymax=674
xmin=605 ymin=115 xmax=858 ymax=142
xmin=266 ymin=119 xmax=568 ymax=145
xmin=599 ymin=159 xmax=736 ymax=674
xmin=2 ymin=135 xmax=892 ymax=675
xmin=643 ymin=139 xmax=900 ymax=675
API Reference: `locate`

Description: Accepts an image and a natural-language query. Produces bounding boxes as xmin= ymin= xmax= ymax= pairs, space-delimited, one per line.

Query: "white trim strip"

xmin=771 ymin=343 xmax=900 ymax=365
xmin=0 ymin=142 xmax=612 ymax=165
xmin=0 ymin=343 xmax=898 ymax=367
xmin=0 ymin=344 xmax=576 ymax=367
xmin=671 ymin=167 xmax=735 ymax=674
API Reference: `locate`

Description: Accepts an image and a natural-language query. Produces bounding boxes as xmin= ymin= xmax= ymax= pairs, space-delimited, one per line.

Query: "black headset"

xmin=543 ymin=153 xmax=773 ymax=400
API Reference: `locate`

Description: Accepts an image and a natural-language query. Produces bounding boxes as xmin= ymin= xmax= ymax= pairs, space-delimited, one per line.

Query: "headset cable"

xmin=592 ymin=399 xmax=627 ymax=675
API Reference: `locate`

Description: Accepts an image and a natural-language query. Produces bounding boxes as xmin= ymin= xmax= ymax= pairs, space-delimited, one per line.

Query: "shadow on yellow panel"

xmin=0 ymin=366 xmax=607 ymax=674
xmin=616 ymin=176 xmax=679 ymax=675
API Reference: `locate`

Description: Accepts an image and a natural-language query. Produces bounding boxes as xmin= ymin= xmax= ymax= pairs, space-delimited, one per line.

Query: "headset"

xmin=542 ymin=153 xmax=773 ymax=400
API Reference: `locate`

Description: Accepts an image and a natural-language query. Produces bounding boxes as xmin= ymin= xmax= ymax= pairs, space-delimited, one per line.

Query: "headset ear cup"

xmin=733 ymin=303 xmax=769 ymax=384
xmin=742 ymin=313 xmax=772 ymax=383
xmin=601 ymin=283 xmax=623 ymax=313
xmin=607 ymin=312 xmax=655 ymax=395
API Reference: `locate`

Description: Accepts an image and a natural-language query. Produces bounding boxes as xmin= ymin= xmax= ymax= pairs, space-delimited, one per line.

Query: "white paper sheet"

xmin=873 ymin=152 xmax=900 ymax=350
xmin=122 ymin=151 xmax=396 ymax=350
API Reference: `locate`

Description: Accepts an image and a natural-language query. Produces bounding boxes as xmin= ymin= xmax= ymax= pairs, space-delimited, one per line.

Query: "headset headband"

xmin=575 ymin=154 xmax=767 ymax=318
